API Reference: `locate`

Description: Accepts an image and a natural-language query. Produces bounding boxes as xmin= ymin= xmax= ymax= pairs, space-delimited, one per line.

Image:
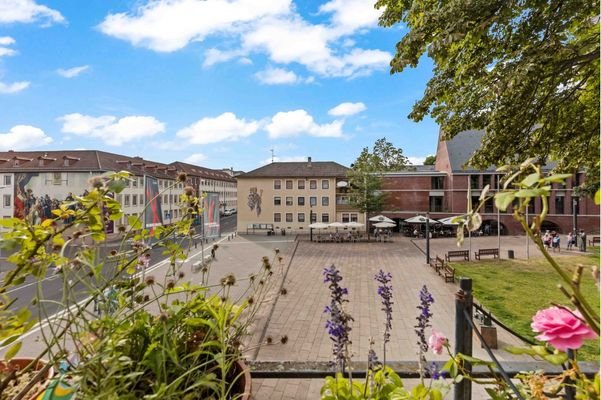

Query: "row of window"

xmin=428 ymin=195 xmax=572 ymax=214
xmin=273 ymin=212 xmax=359 ymax=223
xmin=274 ymin=196 xmax=329 ymax=207
xmin=117 ymin=194 xmax=182 ymax=207
xmin=274 ymin=179 xmax=329 ymax=190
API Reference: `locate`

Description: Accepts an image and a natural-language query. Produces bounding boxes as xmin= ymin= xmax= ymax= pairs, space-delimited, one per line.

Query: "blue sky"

xmin=0 ymin=0 xmax=439 ymax=171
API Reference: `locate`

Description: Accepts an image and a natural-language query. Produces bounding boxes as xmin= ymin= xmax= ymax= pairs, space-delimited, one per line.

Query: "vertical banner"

xmin=14 ymin=172 xmax=38 ymax=219
xmin=203 ymin=192 xmax=220 ymax=238
xmin=144 ymin=176 xmax=163 ymax=229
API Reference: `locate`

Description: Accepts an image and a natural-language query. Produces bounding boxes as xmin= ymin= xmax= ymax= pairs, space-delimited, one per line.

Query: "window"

xmin=297 ymin=196 xmax=305 ymax=206
xmin=483 ymin=174 xmax=494 ymax=189
xmin=321 ymin=213 xmax=329 ymax=223
xmin=3 ymin=194 xmax=11 ymax=207
xmin=132 ymin=195 xmax=138 ymax=206
xmin=310 ymin=211 xmax=317 ymax=223
xmin=322 ymin=180 xmax=329 ymax=189
xmin=431 ymin=176 xmax=444 ymax=190
xmin=528 ymin=199 xmax=535 ymax=214
xmin=286 ymin=213 xmax=293 ymax=223
xmin=286 ymin=180 xmax=293 ymax=189
xmin=309 ymin=180 xmax=317 ymax=189
xmin=471 ymin=196 xmax=479 ymax=211
xmin=342 ymin=213 xmax=350 ymax=223
xmin=286 ymin=196 xmax=293 ymax=206
xmin=274 ymin=196 xmax=281 ymax=206
xmin=470 ymin=175 xmax=479 ymax=189
xmin=3 ymin=175 xmax=10 ymax=185
xmin=132 ymin=178 xmax=138 ymax=187
xmin=555 ymin=196 xmax=565 ymax=214
xmin=124 ymin=195 xmax=130 ymax=206
xmin=164 ymin=210 xmax=169 ymax=220
xmin=53 ymin=172 xmax=62 ymax=185
xmin=139 ymin=195 xmax=144 ymax=205
xmin=322 ymin=196 xmax=329 ymax=206
xmin=298 ymin=213 xmax=305 ymax=223
xmin=274 ymin=213 xmax=282 ymax=222
xmin=309 ymin=196 xmax=317 ymax=206
xmin=429 ymin=196 xmax=443 ymax=212
xmin=274 ymin=180 xmax=281 ymax=190
xmin=298 ymin=180 xmax=305 ymax=189
xmin=484 ymin=199 xmax=494 ymax=213
xmin=350 ymin=213 xmax=358 ymax=222
xmin=163 ymin=195 xmax=168 ymax=204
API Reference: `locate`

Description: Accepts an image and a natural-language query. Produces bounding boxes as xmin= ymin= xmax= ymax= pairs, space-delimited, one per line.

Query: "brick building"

xmin=380 ymin=130 xmax=599 ymax=235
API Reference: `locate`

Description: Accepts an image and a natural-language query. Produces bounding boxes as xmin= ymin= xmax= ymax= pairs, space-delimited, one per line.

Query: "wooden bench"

xmin=429 ymin=256 xmax=445 ymax=275
xmin=446 ymin=250 xmax=469 ymax=262
xmin=474 ymin=248 xmax=499 ymax=260
xmin=443 ymin=265 xmax=455 ymax=283
xmin=589 ymin=236 xmax=600 ymax=247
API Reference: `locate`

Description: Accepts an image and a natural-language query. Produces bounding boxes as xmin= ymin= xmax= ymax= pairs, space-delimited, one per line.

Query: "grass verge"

xmin=451 ymin=248 xmax=600 ymax=361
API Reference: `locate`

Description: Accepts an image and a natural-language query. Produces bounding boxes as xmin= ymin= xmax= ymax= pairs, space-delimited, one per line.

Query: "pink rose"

xmin=428 ymin=329 xmax=447 ymax=355
xmin=531 ymin=306 xmax=598 ymax=351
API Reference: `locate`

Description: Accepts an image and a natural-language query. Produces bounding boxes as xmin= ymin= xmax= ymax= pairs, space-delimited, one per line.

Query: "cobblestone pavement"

xmin=250 ymin=233 xmax=578 ymax=399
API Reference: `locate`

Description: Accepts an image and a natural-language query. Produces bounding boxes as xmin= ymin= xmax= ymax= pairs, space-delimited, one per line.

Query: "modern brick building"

xmin=380 ymin=130 xmax=599 ymax=235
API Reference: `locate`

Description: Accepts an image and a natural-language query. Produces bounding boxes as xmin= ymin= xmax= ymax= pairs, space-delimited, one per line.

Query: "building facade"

xmin=379 ymin=130 xmax=600 ymax=235
xmin=0 ymin=151 xmax=235 ymax=230
xmin=236 ymin=158 xmax=364 ymax=234
xmin=170 ymin=162 xmax=237 ymax=213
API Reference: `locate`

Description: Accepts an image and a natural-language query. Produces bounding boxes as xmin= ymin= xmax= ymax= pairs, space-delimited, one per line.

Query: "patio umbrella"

xmin=404 ymin=215 xmax=439 ymax=224
xmin=368 ymin=215 xmax=394 ymax=223
xmin=373 ymin=221 xmax=396 ymax=228
xmin=308 ymin=222 xmax=329 ymax=229
xmin=345 ymin=221 xmax=364 ymax=228
xmin=328 ymin=222 xmax=346 ymax=228
xmin=438 ymin=216 xmax=465 ymax=226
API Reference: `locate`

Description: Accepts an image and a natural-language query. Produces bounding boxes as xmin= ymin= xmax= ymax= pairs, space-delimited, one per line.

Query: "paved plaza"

xmin=8 ymin=232 xmax=590 ymax=399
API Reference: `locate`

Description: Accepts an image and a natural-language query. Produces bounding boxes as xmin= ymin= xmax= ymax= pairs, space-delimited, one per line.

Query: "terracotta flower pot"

xmin=234 ymin=359 xmax=252 ymax=400
xmin=0 ymin=358 xmax=55 ymax=400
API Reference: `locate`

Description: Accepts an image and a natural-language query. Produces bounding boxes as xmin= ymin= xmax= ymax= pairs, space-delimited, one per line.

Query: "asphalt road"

xmin=1 ymin=214 xmax=237 ymax=318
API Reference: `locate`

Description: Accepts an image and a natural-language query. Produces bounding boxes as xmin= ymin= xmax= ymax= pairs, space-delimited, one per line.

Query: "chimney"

xmin=308 ymin=156 xmax=312 ymax=167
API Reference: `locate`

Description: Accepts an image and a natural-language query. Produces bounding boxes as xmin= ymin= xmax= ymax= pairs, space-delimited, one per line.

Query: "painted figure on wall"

xmin=247 ymin=187 xmax=262 ymax=216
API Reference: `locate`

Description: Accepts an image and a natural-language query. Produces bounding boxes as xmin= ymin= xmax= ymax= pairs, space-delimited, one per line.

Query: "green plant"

xmin=0 ymin=171 xmax=278 ymax=399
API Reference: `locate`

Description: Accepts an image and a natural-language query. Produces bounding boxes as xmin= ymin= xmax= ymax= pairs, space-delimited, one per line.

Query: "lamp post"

xmin=425 ymin=212 xmax=430 ymax=264
xmin=572 ymin=197 xmax=578 ymax=233
xmin=309 ymin=204 xmax=314 ymax=242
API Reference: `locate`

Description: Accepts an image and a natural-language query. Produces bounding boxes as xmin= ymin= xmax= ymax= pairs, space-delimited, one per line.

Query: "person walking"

xmin=567 ymin=231 xmax=573 ymax=250
xmin=552 ymin=233 xmax=560 ymax=253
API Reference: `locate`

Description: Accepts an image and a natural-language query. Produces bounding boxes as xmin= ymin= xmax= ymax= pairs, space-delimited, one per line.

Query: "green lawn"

xmin=451 ymin=249 xmax=600 ymax=360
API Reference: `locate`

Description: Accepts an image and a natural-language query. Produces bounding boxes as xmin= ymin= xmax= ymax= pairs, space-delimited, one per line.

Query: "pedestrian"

xmin=543 ymin=231 xmax=551 ymax=249
xmin=579 ymin=230 xmax=587 ymax=252
xmin=567 ymin=232 xmax=573 ymax=250
xmin=552 ymin=233 xmax=560 ymax=252
xmin=211 ymin=244 xmax=218 ymax=259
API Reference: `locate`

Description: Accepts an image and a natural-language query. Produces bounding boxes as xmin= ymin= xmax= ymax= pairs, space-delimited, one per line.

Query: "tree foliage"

xmin=375 ymin=0 xmax=600 ymax=186
xmin=352 ymin=137 xmax=410 ymax=173
xmin=348 ymin=138 xmax=409 ymax=215
xmin=423 ymin=155 xmax=436 ymax=165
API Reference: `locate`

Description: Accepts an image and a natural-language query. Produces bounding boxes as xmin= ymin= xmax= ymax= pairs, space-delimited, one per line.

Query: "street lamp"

xmin=572 ymin=196 xmax=579 ymax=233
xmin=309 ymin=204 xmax=315 ymax=242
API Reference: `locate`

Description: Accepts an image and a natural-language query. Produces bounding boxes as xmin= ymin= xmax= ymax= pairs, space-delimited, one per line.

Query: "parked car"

xmin=223 ymin=208 xmax=237 ymax=217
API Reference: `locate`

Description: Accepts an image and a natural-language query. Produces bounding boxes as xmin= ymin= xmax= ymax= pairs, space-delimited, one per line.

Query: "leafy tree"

xmin=423 ymin=155 xmax=436 ymax=165
xmin=375 ymin=0 xmax=600 ymax=187
xmin=348 ymin=139 xmax=409 ymax=235
xmin=353 ymin=137 xmax=410 ymax=173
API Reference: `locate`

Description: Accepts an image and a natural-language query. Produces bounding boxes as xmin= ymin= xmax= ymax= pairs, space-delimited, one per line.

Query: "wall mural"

xmin=247 ymin=187 xmax=262 ymax=216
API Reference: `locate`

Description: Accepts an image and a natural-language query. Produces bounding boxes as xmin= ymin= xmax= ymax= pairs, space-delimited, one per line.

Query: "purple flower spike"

xmin=323 ymin=264 xmax=353 ymax=373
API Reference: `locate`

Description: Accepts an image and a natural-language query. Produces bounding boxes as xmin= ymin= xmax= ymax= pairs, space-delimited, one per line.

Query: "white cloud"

xmin=99 ymin=0 xmax=291 ymax=52
xmin=98 ymin=0 xmax=391 ymax=79
xmin=0 ymin=80 xmax=30 ymax=94
xmin=0 ymin=125 xmax=52 ymax=150
xmin=328 ymin=102 xmax=366 ymax=117
xmin=255 ymin=67 xmax=300 ymax=85
xmin=319 ymin=0 xmax=381 ymax=34
xmin=58 ymin=113 xmax=165 ymax=146
xmin=265 ymin=109 xmax=343 ymax=139
xmin=241 ymin=16 xmax=390 ymax=78
xmin=57 ymin=65 xmax=89 ymax=78
xmin=176 ymin=112 xmax=260 ymax=145
xmin=184 ymin=153 xmax=208 ymax=165
xmin=0 ymin=36 xmax=16 ymax=57
xmin=0 ymin=0 xmax=65 ymax=25
xmin=407 ymin=156 xmax=426 ymax=165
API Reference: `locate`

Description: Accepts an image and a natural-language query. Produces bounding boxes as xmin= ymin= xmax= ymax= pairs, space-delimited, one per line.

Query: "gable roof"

xmin=170 ymin=161 xmax=235 ymax=182
xmin=238 ymin=161 xmax=349 ymax=179
xmin=443 ymin=129 xmax=489 ymax=172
